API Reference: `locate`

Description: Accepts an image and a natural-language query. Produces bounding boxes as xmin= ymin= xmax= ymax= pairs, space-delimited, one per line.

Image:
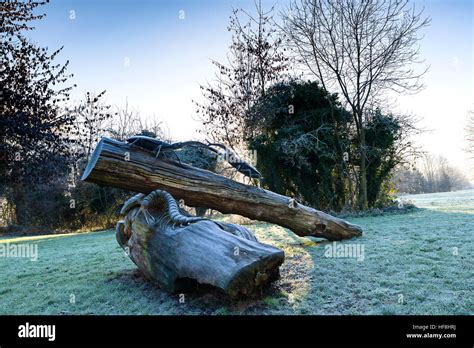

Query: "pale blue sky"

xmin=26 ymin=0 xmax=474 ymax=178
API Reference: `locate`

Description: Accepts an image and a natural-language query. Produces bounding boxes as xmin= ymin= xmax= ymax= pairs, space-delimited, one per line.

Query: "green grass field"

xmin=1 ymin=190 xmax=472 ymax=315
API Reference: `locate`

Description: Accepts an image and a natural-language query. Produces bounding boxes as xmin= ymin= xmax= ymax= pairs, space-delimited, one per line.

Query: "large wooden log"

xmin=82 ymin=137 xmax=362 ymax=240
xmin=116 ymin=190 xmax=284 ymax=297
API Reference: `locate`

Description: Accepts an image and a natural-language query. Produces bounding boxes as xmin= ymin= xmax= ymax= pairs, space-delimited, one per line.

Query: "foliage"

xmin=248 ymin=80 xmax=352 ymax=210
xmin=1 ymin=0 xmax=80 ymax=227
xmin=0 ymin=2 xmax=172 ymax=231
xmin=1 ymin=0 xmax=77 ymax=187
xmin=1 ymin=0 xmax=47 ymax=35
xmin=195 ymin=0 xmax=290 ymax=149
xmin=249 ymin=81 xmax=415 ymax=210
xmin=282 ymin=0 xmax=430 ymax=209
xmin=363 ymin=110 xmax=402 ymax=207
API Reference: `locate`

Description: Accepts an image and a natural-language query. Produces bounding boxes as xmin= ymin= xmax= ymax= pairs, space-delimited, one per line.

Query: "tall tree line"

xmin=197 ymin=0 xmax=428 ymax=210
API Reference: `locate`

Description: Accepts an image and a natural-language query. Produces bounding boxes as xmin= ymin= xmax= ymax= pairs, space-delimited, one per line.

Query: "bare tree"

xmin=105 ymin=100 xmax=168 ymax=142
xmin=282 ymin=0 xmax=430 ymax=208
xmin=419 ymin=153 xmax=441 ymax=193
xmin=195 ymin=0 xmax=290 ymax=150
xmin=466 ymin=110 xmax=474 ymax=156
xmin=418 ymin=154 xmax=470 ymax=193
xmin=105 ymin=99 xmax=141 ymax=141
xmin=71 ymin=91 xmax=112 ymax=160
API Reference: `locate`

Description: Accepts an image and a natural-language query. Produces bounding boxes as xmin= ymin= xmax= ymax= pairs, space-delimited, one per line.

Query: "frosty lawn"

xmin=1 ymin=190 xmax=472 ymax=315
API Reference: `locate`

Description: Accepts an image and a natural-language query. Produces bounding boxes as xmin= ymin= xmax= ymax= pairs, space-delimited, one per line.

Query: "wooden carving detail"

xmin=83 ymin=138 xmax=362 ymax=241
xmin=116 ymin=189 xmax=284 ymax=297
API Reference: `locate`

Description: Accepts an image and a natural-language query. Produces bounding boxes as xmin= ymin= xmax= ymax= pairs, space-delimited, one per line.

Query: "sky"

xmin=26 ymin=0 xmax=474 ymax=179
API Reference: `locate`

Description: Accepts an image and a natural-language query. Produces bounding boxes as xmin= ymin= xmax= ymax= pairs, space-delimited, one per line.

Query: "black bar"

xmin=0 ymin=315 xmax=471 ymax=346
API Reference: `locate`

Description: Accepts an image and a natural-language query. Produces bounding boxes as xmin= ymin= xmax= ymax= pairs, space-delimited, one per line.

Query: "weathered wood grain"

xmin=116 ymin=190 xmax=284 ymax=297
xmin=82 ymin=137 xmax=362 ymax=240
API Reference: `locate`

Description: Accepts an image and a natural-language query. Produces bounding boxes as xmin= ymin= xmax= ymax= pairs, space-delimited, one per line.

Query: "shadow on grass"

xmin=105 ymin=207 xmax=471 ymax=315
xmin=101 ymin=266 xmax=286 ymax=315
xmin=3 ymin=206 xmax=470 ymax=315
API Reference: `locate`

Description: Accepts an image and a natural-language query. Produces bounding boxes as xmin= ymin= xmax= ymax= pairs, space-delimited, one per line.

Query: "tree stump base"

xmin=116 ymin=189 xmax=285 ymax=298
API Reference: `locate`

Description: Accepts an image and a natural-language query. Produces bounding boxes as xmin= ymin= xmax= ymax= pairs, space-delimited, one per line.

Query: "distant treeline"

xmin=392 ymin=154 xmax=472 ymax=194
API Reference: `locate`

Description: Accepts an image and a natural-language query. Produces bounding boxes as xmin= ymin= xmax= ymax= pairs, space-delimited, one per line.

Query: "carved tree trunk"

xmin=116 ymin=190 xmax=284 ymax=297
xmin=82 ymin=137 xmax=362 ymax=240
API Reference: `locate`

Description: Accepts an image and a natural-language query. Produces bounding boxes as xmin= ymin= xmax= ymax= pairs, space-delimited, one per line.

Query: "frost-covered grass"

xmin=0 ymin=190 xmax=472 ymax=315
